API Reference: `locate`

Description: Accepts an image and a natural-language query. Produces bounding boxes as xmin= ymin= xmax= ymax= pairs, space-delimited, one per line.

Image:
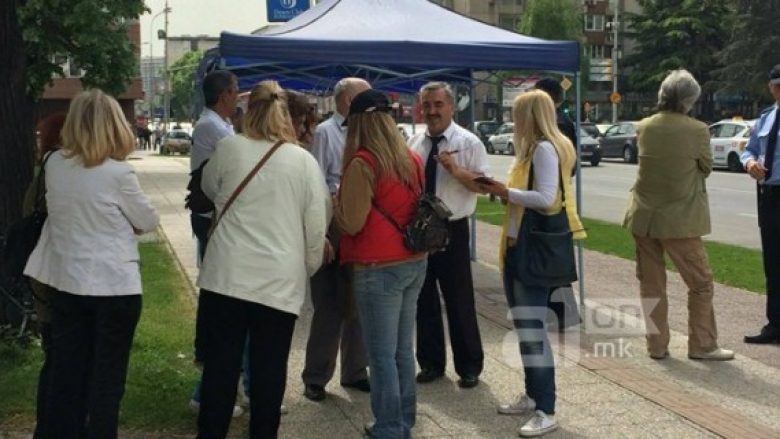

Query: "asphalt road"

xmin=484 ymin=154 xmax=762 ymax=249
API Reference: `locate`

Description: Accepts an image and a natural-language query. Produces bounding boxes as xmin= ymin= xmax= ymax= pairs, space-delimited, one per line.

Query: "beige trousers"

xmin=633 ymin=235 xmax=718 ymax=355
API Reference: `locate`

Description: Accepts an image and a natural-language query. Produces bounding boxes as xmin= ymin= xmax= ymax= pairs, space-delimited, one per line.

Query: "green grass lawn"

xmin=0 ymin=239 xmax=199 ymax=433
xmin=476 ymin=196 xmax=766 ymax=294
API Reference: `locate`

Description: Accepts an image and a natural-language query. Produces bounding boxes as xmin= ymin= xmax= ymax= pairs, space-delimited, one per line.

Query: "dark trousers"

xmin=191 ymin=213 xmax=212 ymax=263
xmin=33 ymin=323 xmax=52 ymax=439
xmin=302 ymin=259 xmax=368 ymax=386
xmin=45 ymin=291 xmax=141 ymax=439
xmin=197 ymin=290 xmax=296 ymax=439
xmin=416 ymin=218 xmax=484 ymax=377
xmin=758 ymin=185 xmax=780 ymax=328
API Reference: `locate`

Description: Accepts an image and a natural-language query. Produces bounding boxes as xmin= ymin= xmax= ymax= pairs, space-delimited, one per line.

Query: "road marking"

xmin=593 ymin=191 xmax=628 ymax=199
xmin=739 ymin=213 xmax=758 ymax=218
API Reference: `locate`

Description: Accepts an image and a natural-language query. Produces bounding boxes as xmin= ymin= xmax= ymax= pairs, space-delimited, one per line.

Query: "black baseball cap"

xmin=770 ymin=64 xmax=780 ymax=85
xmin=342 ymin=89 xmax=392 ymax=126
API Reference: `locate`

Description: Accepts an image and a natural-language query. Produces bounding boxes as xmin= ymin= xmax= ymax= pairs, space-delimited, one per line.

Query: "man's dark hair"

xmin=203 ymin=71 xmax=236 ymax=107
xmin=534 ymin=77 xmax=563 ymax=104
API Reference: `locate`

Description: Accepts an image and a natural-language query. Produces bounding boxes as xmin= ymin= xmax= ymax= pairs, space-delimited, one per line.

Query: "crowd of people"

xmin=20 ymin=63 xmax=780 ymax=439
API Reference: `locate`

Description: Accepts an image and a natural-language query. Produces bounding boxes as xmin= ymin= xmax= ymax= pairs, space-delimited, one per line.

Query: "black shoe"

xmin=341 ymin=378 xmax=371 ymax=392
xmin=303 ymin=384 xmax=326 ymax=401
xmin=744 ymin=325 xmax=780 ymax=344
xmin=457 ymin=374 xmax=479 ymax=389
xmin=416 ymin=368 xmax=444 ymax=383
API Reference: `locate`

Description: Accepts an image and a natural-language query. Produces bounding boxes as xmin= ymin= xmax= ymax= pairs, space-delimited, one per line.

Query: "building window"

xmin=586 ymin=45 xmax=610 ymax=59
xmin=499 ymin=14 xmax=521 ymax=31
xmin=584 ymin=14 xmax=605 ymax=31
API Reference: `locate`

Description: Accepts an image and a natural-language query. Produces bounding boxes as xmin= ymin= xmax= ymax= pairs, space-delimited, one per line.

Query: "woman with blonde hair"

xmin=196 ymin=80 xmax=329 ymax=438
xmin=477 ymin=89 xmax=585 ymax=437
xmin=336 ymin=89 xmax=426 ymax=439
xmin=24 ymin=89 xmax=159 ymax=438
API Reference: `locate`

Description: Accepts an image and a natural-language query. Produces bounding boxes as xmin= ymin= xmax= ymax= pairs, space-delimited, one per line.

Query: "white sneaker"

xmin=519 ymin=410 xmax=558 ymax=437
xmin=688 ymin=348 xmax=735 ymax=361
xmin=497 ymin=394 xmax=536 ymax=415
xmin=188 ymin=399 xmax=244 ymax=418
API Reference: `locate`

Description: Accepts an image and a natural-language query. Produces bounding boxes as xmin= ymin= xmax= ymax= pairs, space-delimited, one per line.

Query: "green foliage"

xmin=715 ymin=0 xmax=780 ymax=101
xmin=17 ymin=0 xmax=148 ymax=97
xmin=519 ymin=0 xmax=582 ymax=41
xmin=624 ymin=0 xmax=733 ymax=93
xmin=0 ymin=241 xmax=199 ymax=433
xmin=169 ymin=51 xmax=204 ymax=122
xmin=475 ymin=196 xmax=766 ymax=294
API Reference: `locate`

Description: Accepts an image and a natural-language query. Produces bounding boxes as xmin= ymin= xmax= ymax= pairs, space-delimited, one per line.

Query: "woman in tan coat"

xmin=623 ymin=69 xmax=734 ymax=361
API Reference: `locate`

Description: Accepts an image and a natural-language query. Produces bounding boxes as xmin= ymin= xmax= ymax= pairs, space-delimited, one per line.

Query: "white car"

xmin=397 ymin=123 xmax=428 ymax=141
xmin=486 ymin=122 xmax=515 ymax=155
xmin=708 ymin=119 xmax=755 ymax=172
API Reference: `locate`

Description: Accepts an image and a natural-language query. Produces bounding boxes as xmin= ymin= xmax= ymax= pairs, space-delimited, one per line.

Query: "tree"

xmin=623 ymin=0 xmax=733 ymax=119
xmin=169 ymin=50 xmax=204 ymax=122
xmin=517 ymin=0 xmax=588 ymax=106
xmin=0 ymin=0 xmax=146 ymax=231
xmin=715 ymin=0 xmax=780 ymax=107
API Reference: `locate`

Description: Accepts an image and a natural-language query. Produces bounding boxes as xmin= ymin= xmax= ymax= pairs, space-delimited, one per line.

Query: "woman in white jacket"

xmin=24 ymin=89 xmax=159 ymax=439
xmin=196 ymin=80 xmax=329 ymax=438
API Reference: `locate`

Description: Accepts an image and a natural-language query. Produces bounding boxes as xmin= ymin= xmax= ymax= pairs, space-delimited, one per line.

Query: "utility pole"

xmin=611 ymin=0 xmax=620 ymax=123
xmin=163 ymin=0 xmax=170 ymax=132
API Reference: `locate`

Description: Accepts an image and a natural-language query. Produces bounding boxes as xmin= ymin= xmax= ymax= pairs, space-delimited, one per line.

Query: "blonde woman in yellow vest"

xmin=476 ymin=89 xmax=585 ymax=437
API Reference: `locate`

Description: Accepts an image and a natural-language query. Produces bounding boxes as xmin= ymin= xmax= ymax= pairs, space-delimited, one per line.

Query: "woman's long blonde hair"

xmin=511 ymin=89 xmax=574 ymax=169
xmin=60 ymin=89 xmax=135 ymax=167
xmin=243 ymin=80 xmax=298 ymax=144
xmin=344 ymin=112 xmax=416 ymax=186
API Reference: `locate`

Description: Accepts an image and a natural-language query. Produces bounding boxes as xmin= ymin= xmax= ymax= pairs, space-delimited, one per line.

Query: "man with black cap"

xmin=741 ymin=64 xmax=780 ymax=345
xmin=534 ymin=77 xmax=577 ymax=151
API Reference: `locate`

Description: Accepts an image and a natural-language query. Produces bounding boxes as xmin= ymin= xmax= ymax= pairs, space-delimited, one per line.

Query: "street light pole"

xmin=149 ymin=8 xmax=166 ymax=122
xmin=163 ymin=0 xmax=170 ymax=132
xmin=611 ymin=0 xmax=620 ymax=123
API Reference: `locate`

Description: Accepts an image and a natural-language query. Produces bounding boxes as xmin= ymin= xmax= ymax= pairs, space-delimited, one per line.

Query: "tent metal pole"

xmin=469 ymin=75 xmax=477 ymax=262
xmin=575 ymin=71 xmax=586 ymax=332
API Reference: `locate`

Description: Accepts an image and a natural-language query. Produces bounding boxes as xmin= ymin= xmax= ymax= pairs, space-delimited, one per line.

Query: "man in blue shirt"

xmin=740 ymin=64 xmax=780 ymax=344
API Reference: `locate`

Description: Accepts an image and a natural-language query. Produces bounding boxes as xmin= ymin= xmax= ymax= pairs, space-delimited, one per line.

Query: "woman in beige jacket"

xmin=623 ymin=69 xmax=734 ymax=361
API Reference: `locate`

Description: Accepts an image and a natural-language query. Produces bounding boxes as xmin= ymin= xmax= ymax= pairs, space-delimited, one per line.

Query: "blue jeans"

xmin=503 ymin=250 xmax=556 ymax=414
xmin=353 ymin=259 xmax=427 ymax=439
xmin=192 ymin=336 xmax=250 ymax=403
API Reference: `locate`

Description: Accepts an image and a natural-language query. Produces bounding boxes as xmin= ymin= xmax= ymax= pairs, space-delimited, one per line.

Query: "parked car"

xmin=708 ymin=118 xmax=755 ymax=172
xmin=580 ymin=122 xmax=602 ymax=139
xmin=472 ymin=120 xmax=502 ymax=148
xmin=397 ymin=123 xmax=428 ymax=142
xmin=599 ymin=121 xmax=639 ymax=163
xmin=579 ymin=127 xmax=602 ymax=166
xmin=486 ymin=123 xmax=515 ymax=155
xmin=160 ymin=129 xmax=192 ymax=155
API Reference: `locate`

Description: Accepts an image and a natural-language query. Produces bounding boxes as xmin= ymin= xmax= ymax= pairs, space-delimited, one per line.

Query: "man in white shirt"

xmin=302 ymin=77 xmax=372 ymax=401
xmin=409 ymin=81 xmax=488 ymax=389
xmin=190 ymin=70 xmax=239 ymax=260
xmin=188 ymin=70 xmax=241 ymax=415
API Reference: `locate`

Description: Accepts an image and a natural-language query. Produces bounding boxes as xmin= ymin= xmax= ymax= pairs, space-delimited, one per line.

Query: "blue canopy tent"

xmin=198 ymin=0 xmax=587 ymax=304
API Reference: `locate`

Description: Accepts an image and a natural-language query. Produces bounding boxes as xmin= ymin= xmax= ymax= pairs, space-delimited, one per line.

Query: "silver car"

xmin=486 ymin=123 xmax=515 ymax=155
xmin=599 ymin=122 xmax=639 ymax=163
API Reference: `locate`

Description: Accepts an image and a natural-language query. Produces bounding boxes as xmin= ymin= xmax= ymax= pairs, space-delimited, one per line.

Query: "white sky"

xmin=139 ymin=0 xmax=270 ymax=57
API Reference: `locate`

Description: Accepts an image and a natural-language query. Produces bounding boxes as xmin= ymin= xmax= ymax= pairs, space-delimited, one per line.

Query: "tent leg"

xmin=469 ymin=77 xmax=477 ymax=262
xmin=575 ymin=71 xmax=586 ymax=332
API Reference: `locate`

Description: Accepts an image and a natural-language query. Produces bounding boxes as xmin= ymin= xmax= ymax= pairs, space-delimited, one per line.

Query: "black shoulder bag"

xmin=185 ymin=159 xmax=215 ymax=214
xmin=513 ymin=156 xmax=578 ymax=288
xmin=2 ymin=152 xmax=54 ymax=281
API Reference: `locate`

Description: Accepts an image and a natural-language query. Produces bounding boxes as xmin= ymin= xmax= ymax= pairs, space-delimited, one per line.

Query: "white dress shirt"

xmin=24 ymin=151 xmax=160 ymax=296
xmin=506 ymin=141 xmax=559 ymax=238
xmin=197 ymin=136 xmax=330 ymax=316
xmin=409 ymin=121 xmax=489 ymax=219
xmin=191 ymin=108 xmax=234 ymax=171
xmin=310 ymin=112 xmax=347 ymax=194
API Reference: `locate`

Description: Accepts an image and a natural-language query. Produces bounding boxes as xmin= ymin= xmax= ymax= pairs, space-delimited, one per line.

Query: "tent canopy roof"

xmin=206 ymin=0 xmax=579 ymax=92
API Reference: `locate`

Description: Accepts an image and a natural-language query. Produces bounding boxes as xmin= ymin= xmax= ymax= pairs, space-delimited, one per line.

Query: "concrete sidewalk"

xmin=131 ymin=150 xmax=780 ymax=438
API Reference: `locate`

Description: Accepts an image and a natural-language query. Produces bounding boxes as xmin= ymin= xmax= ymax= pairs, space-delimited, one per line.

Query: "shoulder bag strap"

xmin=208 ymin=140 xmax=284 ymax=237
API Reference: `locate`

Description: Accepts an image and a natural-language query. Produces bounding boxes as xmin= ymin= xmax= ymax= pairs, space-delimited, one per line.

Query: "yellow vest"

xmin=498 ymin=142 xmax=586 ymax=272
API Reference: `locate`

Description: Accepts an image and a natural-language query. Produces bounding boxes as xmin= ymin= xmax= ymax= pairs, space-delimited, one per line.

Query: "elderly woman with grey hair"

xmin=623 ymin=69 xmax=735 ymax=362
